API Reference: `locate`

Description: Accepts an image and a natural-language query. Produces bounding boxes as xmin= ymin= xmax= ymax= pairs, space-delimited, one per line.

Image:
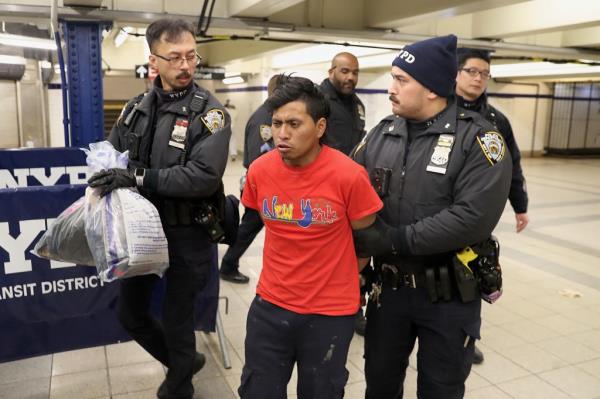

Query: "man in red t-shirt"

xmin=237 ymin=76 xmax=382 ymax=398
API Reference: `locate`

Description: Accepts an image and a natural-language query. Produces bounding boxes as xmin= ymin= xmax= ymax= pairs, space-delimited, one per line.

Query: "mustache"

xmin=176 ymin=72 xmax=191 ymax=79
xmin=389 ymin=95 xmax=398 ymax=103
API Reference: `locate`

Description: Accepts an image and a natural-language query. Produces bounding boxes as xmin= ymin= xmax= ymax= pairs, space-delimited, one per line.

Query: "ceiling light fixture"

xmin=222 ymin=76 xmax=245 ymax=85
xmin=0 ymin=33 xmax=57 ymax=51
xmin=114 ymin=27 xmax=134 ymax=48
xmin=0 ymin=54 xmax=27 ymax=65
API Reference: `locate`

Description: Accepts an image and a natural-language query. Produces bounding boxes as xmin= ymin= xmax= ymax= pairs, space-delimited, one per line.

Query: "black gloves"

xmin=88 ymin=168 xmax=136 ymax=197
xmin=353 ymin=216 xmax=408 ymax=258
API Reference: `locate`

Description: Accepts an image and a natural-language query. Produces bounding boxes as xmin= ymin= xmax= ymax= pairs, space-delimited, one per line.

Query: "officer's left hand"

xmin=515 ymin=212 xmax=529 ymax=233
xmin=88 ymin=168 xmax=136 ymax=197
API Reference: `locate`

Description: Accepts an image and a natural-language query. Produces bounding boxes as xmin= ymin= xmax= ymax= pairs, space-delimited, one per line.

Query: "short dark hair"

xmin=265 ymin=75 xmax=330 ymax=123
xmin=267 ymin=74 xmax=285 ymax=97
xmin=457 ymin=48 xmax=491 ymax=69
xmin=146 ymin=18 xmax=195 ymax=52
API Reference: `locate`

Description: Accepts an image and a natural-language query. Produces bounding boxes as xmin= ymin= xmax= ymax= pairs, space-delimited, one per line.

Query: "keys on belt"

xmin=369 ymin=263 xmax=423 ymax=307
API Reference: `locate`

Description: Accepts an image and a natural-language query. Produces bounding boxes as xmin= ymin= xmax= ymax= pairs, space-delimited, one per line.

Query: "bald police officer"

xmin=320 ymin=52 xmax=366 ymax=155
xmin=352 ymin=35 xmax=512 ymax=398
xmin=320 ymin=52 xmax=369 ymax=335
xmin=88 ymin=18 xmax=230 ymax=399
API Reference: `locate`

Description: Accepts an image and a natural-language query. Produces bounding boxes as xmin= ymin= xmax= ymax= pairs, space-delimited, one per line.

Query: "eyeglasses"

xmin=461 ymin=67 xmax=491 ymax=80
xmin=153 ymin=51 xmax=201 ymax=67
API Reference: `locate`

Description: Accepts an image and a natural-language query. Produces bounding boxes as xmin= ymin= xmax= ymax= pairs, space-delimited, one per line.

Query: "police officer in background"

xmin=456 ymin=48 xmax=529 ymax=233
xmin=320 ymin=52 xmax=366 ymax=155
xmin=455 ymin=48 xmax=530 ymax=365
xmin=220 ymin=74 xmax=283 ymax=283
xmin=320 ymin=52 xmax=369 ymax=335
xmin=88 ymin=18 xmax=230 ymax=399
xmin=352 ymin=35 xmax=512 ymax=398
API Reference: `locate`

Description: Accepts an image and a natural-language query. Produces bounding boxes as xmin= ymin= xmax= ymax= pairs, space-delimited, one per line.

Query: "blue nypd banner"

xmin=0 ymin=148 xmax=219 ymax=363
xmin=0 ymin=147 xmax=88 ymax=188
xmin=0 ymin=184 xmax=129 ymax=362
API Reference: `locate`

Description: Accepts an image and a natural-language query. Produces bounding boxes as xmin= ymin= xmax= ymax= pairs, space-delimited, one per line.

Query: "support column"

xmin=62 ymin=21 xmax=106 ymax=147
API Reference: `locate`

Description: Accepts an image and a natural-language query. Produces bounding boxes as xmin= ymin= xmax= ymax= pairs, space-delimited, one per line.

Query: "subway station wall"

xmin=45 ymin=70 xmax=552 ymax=157
xmin=208 ymin=71 xmax=550 ymax=158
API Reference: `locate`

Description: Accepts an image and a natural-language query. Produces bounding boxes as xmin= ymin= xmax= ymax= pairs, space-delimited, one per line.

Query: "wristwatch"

xmin=134 ymin=168 xmax=145 ymax=187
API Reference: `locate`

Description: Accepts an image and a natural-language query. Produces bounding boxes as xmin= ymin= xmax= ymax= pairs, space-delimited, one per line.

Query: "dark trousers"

xmin=117 ymin=226 xmax=211 ymax=399
xmin=221 ymin=207 xmax=263 ymax=273
xmin=239 ymin=296 xmax=355 ymax=399
xmin=365 ymin=286 xmax=481 ymax=399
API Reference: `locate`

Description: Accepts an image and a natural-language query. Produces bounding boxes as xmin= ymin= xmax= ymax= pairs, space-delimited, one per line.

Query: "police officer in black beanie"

xmin=351 ymin=34 xmax=512 ymax=398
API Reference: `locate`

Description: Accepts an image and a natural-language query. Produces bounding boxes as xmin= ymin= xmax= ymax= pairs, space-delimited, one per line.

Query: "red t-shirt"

xmin=242 ymin=145 xmax=383 ymax=315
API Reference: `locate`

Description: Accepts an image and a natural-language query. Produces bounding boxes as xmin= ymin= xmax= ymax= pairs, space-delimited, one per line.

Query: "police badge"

xmin=201 ymin=109 xmax=225 ymax=134
xmin=426 ymin=134 xmax=455 ymax=174
xmin=259 ymin=124 xmax=272 ymax=142
xmin=169 ymin=118 xmax=189 ymax=149
xmin=477 ymin=131 xmax=506 ymax=165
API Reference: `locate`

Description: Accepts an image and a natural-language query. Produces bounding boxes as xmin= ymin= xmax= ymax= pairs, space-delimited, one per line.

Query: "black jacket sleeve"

xmin=402 ymin=129 xmax=513 ymax=255
xmin=496 ymin=112 xmax=528 ymax=213
xmin=243 ymin=108 xmax=269 ymax=169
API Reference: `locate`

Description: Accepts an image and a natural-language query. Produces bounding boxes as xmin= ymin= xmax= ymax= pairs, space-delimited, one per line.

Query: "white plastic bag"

xmin=84 ymin=141 xmax=169 ymax=282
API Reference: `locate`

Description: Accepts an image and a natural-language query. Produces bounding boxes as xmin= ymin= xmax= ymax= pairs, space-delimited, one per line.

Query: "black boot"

xmin=157 ymin=352 xmax=206 ymax=399
xmin=220 ymin=269 xmax=250 ymax=284
xmin=473 ymin=345 xmax=484 ymax=365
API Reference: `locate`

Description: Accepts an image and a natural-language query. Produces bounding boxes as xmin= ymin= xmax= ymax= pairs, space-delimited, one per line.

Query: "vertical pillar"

xmin=63 ymin=21 xmax=106 ymax=147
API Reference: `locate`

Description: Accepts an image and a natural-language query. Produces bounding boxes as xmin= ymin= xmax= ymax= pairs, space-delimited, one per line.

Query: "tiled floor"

xmin=1 ymin=156 xmax=600 ymax=399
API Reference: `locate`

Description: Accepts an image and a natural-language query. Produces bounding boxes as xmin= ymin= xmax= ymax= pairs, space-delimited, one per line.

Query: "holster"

xmin=452 ymin=248 xmax=481 ymax=303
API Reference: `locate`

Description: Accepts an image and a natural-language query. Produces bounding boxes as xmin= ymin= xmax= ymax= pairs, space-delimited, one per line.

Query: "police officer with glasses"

xmin=88 ymin=18 xmax=231 ymax=399
xmin=455 ymin=48 xmax=529 ymax=234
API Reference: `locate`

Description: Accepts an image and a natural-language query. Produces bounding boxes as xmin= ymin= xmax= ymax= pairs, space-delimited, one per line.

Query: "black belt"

xmin=380 ymin=263 xmax=426 ymax=289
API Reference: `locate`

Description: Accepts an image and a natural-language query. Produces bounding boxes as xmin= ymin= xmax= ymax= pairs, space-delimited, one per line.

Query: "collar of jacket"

xmin=456 ymin=91 xmax=488 ymax=113
xmin=320 ymin=78 xmax=358 ymax=104
xmin=384 ymin=96 xmax=459 ymax=138
xmin=135 ymin=81 xmax=199 ymax=118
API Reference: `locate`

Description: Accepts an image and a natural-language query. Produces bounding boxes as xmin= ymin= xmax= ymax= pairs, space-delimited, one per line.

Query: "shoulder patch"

xmin=201 ymin=109 xmax=225 ymax=134
xmin=357 ymin=103 xmax=365 ymax=120
xmin=259 ymin=124 xmax=272 ymax=142
xmin=477 ymin=131 xmax=506 ymax=165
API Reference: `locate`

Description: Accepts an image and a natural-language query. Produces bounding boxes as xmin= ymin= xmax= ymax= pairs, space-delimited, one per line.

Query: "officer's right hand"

xmin=88 ymin=168 xmax=135 ymax=197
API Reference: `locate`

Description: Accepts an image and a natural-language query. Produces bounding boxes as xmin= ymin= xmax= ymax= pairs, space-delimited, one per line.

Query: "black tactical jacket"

xmin=108 ymin=78 xmax=231 ymax=200
xmin=320 ymin=79 xmax=366 ymax=155
xmin=457 ymin=93 xmax=528 ymax=213
xmin=352 ymin=98 xmax=512 ymax=268
xmin=243 ymin=103 xmax=272 ymax=169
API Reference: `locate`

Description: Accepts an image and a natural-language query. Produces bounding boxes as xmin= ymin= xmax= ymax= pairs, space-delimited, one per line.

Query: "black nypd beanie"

xmin=392 ymin=34 xmax=458 ymax=98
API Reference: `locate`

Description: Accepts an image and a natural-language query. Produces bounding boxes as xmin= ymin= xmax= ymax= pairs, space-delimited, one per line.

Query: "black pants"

xmin=365 ymin=285 xmax=481 ymax=399
xmin=117 ymin=226 xmax=211 ymax=399
xmin=239 ymin=296 xmax=354 ymax=399
xmin=221 ymin=207 xmax=263 ymax=273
